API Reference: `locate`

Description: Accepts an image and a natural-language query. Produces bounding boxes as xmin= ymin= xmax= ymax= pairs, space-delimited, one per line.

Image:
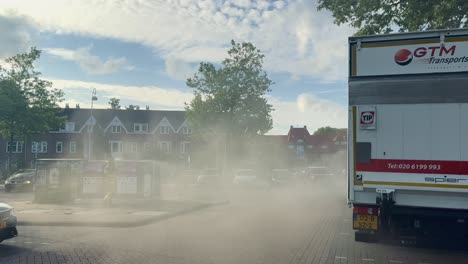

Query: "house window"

xmin=56 ymin=141 xmax=63 ymax=153
xmin=131 ymin=143 xmax=138 ymax=153
xmin=65 ymin=122 xmax=75 ymax=132
xmin=144 ymin=142 xmax=151 ymax=152
xmin=180 ymin=142 xmax=190 ymax=154
xmin=134 ymin=123 xmax=148 ymax=133
xmin=60 ymin=122 xmax=75 ymax=132
xmin=111 ymin=125 xmax=122 ymax=133
xmin=182 ymin=127 xmax=192 ymax=134
xmin=6 ymin=141 xmax=23 ymax=153
xmin=158 ymin=141 xmax=171 ymax=153
xmin=70 ymin=141 xmax=76 ymax=153
xmin=159 ymin=126 xmax=170 ymax=134
xmin=110 ymin=141 xmax=123 ymax=153
xmin=32 ymin=141 xmax=48 ymax=153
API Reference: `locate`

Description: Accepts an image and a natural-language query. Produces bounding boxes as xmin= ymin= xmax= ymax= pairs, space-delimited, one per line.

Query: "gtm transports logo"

xmin=393 ymin=45 xmax=468 ymax=66
xmin=394 ymin=49 xmax=413 ymax=66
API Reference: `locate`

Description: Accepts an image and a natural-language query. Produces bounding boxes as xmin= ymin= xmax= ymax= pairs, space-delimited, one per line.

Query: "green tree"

xmin=318 ymin=0 xmax=468 ymax=35
xmin=126 ymin=105 xmax=140 ymax=110
xmin=313 ymin=126 xmax=347 ymax=137
xmin=186 ymin=40 xmax=274 ymax=137
xmin=108 ymin=97 xmax=121 ymax=109
xmin=0 ymin=47 xmax=64 ymax=173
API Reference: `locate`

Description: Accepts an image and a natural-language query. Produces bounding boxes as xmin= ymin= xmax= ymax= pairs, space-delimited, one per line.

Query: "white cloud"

xmin=269 ymin=93 xmax=347 ymax=135
xmin=49 ymin=78 xmax=194 ymax=109
xmin=165 ymin=56 xmax=194 ymax=81
xmin=230 ymin=0 xmax=251 ymax=8
xmin=44 ymin=46 xmax=133 ymax=75
xmin=44 ymin=47 xmax=74 ymax=59
xmin=0 ymin=14 xmax=36 ymax=59
xmin=273 ymin=1 xmax=286 ymax=10
xmin=0 ymin=0 xmax=354 ymax=82
xmin=256 ymin=0 xmax=270 ymax=10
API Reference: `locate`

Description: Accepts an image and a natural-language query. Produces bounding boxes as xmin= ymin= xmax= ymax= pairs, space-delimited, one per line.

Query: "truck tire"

xmin=354 ymin=231 xmax=377 ymax=243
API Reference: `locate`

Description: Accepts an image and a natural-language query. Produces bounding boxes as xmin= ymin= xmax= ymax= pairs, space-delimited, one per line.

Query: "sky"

xmin=0 ymin=0 xmax=354 ymax=135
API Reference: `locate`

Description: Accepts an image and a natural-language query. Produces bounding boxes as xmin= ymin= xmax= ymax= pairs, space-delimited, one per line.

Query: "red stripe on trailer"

xmin=356 ymin=159 xmax=468 ymax=175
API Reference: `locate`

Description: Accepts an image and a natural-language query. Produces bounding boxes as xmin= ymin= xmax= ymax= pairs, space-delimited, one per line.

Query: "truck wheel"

xmin=355 ymin=231 xmax=377 ymax=243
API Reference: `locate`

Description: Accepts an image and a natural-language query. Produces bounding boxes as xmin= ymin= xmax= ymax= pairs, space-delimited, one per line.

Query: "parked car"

xmin=0 ymin=203 xmax=18 ymax=243
xmin=196 ymin=168 xmax=221 ymax=187
xmin=233 ymin=169 xmax=270 ymax=188
xmin=305 ymin=167 xmax=334 ymax=182
xmin=5 ymin=169 xmax=35 ymax=192
xmin=271 ymin=169 xmax=296 ymax=186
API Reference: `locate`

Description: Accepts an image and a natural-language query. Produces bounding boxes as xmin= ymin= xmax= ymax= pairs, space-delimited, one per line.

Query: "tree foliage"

xmin=313 ymin=126 xmax=347 ymax=137
xmin=318 ymin=0 xmax=468 ymax=35
xmin=108 ymin=97 xmax=121 ymax=109
xmin=126 ymin=105 xmax=140 ymax=110
xmin=0 ymin=47 xmax=65 ymax=139
xmin=186 ymin=40 xmax=273 ymax=137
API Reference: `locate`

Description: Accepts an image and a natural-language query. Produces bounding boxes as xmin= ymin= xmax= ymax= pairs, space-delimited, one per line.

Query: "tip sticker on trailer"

xmin=360 ymin=107 xmax=376 ymax=130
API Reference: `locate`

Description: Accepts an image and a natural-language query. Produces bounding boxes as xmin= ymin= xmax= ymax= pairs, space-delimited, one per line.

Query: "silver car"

xmin=0 ymin=203 xmax=17 ymax=243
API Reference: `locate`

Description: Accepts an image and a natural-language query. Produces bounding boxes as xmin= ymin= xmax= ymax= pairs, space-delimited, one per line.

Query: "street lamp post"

xmin=88 ymin=88 xmax=98 ymax=160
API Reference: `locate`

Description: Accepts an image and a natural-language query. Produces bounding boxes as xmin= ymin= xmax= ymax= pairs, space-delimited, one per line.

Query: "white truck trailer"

xmin=348 ymin=29 xmax=468 ymax=243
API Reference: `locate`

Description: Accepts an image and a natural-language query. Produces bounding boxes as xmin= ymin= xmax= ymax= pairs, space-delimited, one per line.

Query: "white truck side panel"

xmin=363 ymin=104 xmax=464 ymax=162
xmin=376 ymin=105 xmax=402 ymax=159
xmin=352 ymin=103 xmax=468 ymax=209
xmin=461 ymin=104 xmax=468 ymax=160
xmin=430 ymin=104 xmax=460 ymax=160
xmin=401 ymin=105 xmax=431 ymax=160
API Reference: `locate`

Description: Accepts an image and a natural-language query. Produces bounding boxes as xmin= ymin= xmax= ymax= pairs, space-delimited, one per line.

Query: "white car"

xmin=0 ymin=203 xmax=17 ymax=243
xmin=233 ymin=169 xmax=269 ymax=188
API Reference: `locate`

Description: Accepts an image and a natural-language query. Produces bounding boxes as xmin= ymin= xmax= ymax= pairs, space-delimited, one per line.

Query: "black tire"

xmin=355 ymin=231 xmax=377 ymax=243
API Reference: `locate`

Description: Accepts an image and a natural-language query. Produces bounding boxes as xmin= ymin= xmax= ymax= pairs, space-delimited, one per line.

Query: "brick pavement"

xmin=2 ymin=186 xmax=468 ymax=264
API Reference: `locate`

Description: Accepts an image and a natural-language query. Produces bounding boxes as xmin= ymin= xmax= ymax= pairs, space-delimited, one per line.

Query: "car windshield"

xmin=10 ymin=173 xmax=33 ymax=179
xmin=1 ymin=1 xmax=464 ymax=263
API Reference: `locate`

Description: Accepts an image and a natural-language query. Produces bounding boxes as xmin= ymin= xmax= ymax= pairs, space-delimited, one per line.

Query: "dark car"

xmin=5 ymin=169 xmax=35 ymax=192
xmin=0 ymin=203 xmax=18 ymax=243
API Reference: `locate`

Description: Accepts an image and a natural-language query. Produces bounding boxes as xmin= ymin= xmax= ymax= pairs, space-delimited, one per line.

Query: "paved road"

xmin=1 ymin=183 xmax=468 ymax=264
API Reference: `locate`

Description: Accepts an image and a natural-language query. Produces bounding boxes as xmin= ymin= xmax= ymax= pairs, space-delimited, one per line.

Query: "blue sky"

xmin=0 ymin=0 xmax=352 ymax=134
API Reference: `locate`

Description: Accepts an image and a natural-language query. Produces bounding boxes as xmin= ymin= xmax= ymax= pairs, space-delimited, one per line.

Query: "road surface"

xmin=1 ymin=182 xmax=468 ymax=264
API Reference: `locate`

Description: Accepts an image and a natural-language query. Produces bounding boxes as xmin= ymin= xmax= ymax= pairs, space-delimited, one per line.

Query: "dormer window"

xmin=182 ymin=127 xmax=192 ymax=134
xmin=134 ymin=123 xmax=148 ymax=133
xmin=65 ymin=122 xmax=75 ymax=132
xmin=159 ymin=126 xmax=170 ymax=134
xmin=111 ymin=125 xmax=122 ymax=133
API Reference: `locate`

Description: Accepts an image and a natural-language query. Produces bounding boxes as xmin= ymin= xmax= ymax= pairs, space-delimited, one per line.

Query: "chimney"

xmin=304 ymin=125 xmax=307 ymax=129
xmin=76 ymin=104 xmax=80 ymax=109
xmin=290 ymin=125 xmax=293 ymax=129
xmin=65 ymin=103 xmax=69 ymax=109
xmin=146 ymin=105 xmax=150 ymax=110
